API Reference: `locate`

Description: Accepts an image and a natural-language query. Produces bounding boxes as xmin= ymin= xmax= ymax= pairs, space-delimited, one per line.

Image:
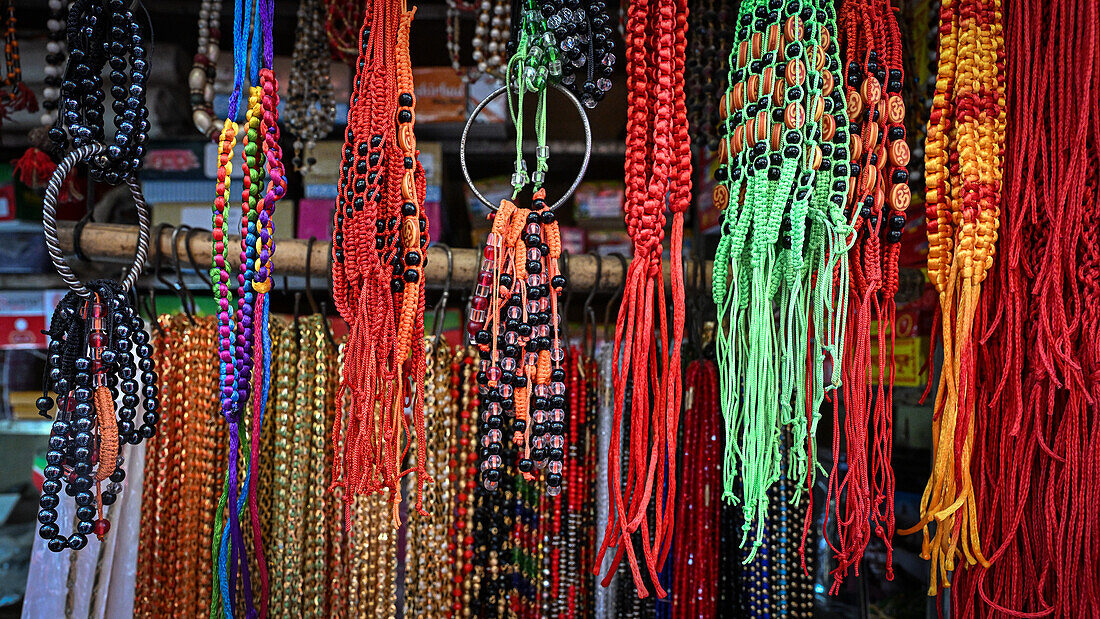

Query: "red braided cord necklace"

xmin=953 ymin=0 xmax=1100 ymax=615
xmin=594 ymin=0 xmax=691 ymax=599
xmin=329 ymin=0 xmax=430 ymax=523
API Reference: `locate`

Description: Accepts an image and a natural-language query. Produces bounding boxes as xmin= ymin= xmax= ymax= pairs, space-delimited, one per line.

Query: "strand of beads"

xmin=285 ymin=0 xmax=335 ymax=174
xmin=37 ymin=280 xmax=158 ymax=553
xmin=405 ymin=336 xmax=460 ymax=619
xmin=449 ymin=347 xmax=482 ymax=617
xmin=470 ymin=191 xmax=567 ymax=495
xmin=471 ymin=0 xmax=511 ymax=78
xmin=686 ymin=0 xmax=735 ymax=151
xmin=540 ymin=0 xmax=616 ymax=107
xmin=0 ymin=0 xmax=37 ymax=123
xmin=190 ymin=0 xmax=222 ymax=140
xmin=49 ymin=0 xmax=148 ymax=185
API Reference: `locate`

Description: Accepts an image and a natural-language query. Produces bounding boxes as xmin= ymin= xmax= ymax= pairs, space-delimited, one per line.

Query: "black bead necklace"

xmin=48 ymin=0 xmax=149 ymax=184
xmin=36 ymin=280 xmax=159 ymax=552
xmin=533 ymin=0 xmax=616 ymax=107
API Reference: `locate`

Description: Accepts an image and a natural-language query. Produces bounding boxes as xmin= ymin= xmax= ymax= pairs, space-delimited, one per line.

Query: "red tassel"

xmin=13 ymin=147 xmax=56 ymax=189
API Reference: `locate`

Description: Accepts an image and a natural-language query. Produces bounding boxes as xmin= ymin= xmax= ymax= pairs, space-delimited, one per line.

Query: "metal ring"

xmin=459 ymin=82 xmax=592 ymax=212
xmin=43 ymin=144 xmax=151 ymax=297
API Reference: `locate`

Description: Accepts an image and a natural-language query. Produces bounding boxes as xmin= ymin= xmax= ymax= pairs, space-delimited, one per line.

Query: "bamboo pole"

xmin=55 ymin=222 xmax=713 ymax=292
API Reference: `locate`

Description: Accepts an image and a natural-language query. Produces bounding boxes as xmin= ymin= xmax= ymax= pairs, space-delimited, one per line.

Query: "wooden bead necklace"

xmin=594 ymin=0 xmax=690 ymax=599
xmin=285 ymin=0 xmax=336 ymax=174
xmin=900 ymin=0 xmax=1006 ymax=594
xmin=328 ymin=0 xmax=431 ymax=524
xmin=710 ymin=0 xmax=852 ymax=566
xmin=190 ymin=0 xmax=223 ymax=140
xmin=208 ymin=0 xmax=286 ymax=614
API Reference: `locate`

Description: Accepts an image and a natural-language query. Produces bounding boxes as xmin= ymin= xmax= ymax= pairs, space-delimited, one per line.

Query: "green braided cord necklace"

xmin=711 ymin=0 xmax=852 ymax=561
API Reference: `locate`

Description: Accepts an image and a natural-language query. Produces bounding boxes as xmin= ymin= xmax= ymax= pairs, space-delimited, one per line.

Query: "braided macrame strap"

xmin=594 ymin=0 xmax=691 ymax=599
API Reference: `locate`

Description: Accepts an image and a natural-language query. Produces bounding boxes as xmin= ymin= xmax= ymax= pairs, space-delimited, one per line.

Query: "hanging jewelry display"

xmin=135 ymin=316 xmax=223 ymax=616
xmin=460 ymin=0 xmax=593 ymax=495
xmin=38 ymin=145 xmax=154 ymax=553
xmin=560 ymin=347 xmax=597 ymax=617
xmin=14 ymin=0 xmax=62 ymax=187
xmin=328 ymin=0 xmax=431 ymax=522
xmin=899 ymin=0 xmax=1005 ymax=593
xmin=594 ymin=0 xmax=690 ymax=598
xmin=824 ymin=0 xmax=909 ymax=589
xmin=190 ymin=0 xmax=223 ymax=140
xmin=710 ymin=0 xmax=851 ymax=564
xmin=685 ymin=0 xmax=734 ymax=151
xmin=208 ymin=0 xmax=286 ymax=613
xmin=285 ymin=0 xmax=336 ymax=175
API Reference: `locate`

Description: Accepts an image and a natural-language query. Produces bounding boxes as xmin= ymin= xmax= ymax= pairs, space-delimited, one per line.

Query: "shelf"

xmin=0 ymin=418 xmax=52 ymax=437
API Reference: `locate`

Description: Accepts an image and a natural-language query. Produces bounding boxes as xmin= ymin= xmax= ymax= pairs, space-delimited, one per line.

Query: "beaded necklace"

xmin=285 ymin=0 xmax=336 ymax=174
xmin=899 ymin=0 xmax=1005 ymax=594
xmin=471 ymin=0 xmax=511 ymax=78
xmin=671 ymin=359 xmax=720 ymax=617
xmin=823 ymin=0 xmax=908 ymax=590
xmin=450 ymin=347 xmax=482 ymax=617
xmin=328 ymin=0 xmax=430 ymax=523
xmin=0 ymin=0 xmax=36 ymax=125
xmin=190 ymin=0 xmax=223 ymax=140
xmin=710 ymin=0 xmax=851 ymax=563
xmin=13 ymin=0 xmax=65 ymax=188
xmin=406 ymin=336 xmax=460 ymax=619
xmin=685 ymin=0 xmax=735 ymax=152
xmin=47 ymin=0 xmax=148 ymax=185
xmin=595 ymin=0 xmax=690 ymax=598
xmin=208 ymin=0 xmax=286 ymax=615
xmin=540 ymin=0 xmax=616 ymax=107
xmin=323 ymin=0 xmax=368 ymax=63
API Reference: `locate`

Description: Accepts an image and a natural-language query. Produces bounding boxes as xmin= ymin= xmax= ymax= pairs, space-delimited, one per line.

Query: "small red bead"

xmin=94 ymin=519 xmax=110 ymax=537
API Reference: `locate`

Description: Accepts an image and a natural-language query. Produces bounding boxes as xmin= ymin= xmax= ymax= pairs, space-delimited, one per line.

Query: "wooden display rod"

xmin=55 ymin=222 xmax=712 ymax=293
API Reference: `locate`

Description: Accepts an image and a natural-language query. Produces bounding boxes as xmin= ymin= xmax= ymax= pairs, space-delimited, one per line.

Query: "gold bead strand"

xmin=303 ymin=315 xmax=330 ymax=617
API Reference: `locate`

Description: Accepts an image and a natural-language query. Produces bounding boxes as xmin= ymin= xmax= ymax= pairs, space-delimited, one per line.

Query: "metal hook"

xmin=147 ymin=222 xmax=173 ymax=320
xmin=304 ymin=236 xmax=322 ymax=315
xmin=603 ymin=253 xmax=628 ymax=343
xmin=430 ymin=243 xmax=454 ymax=346
xmin=559 ymin=249 xmax=572 ymax=346
xmin=582 ymin=253 xmax=602 ymax=358
xmin=171 ymin=225 xmax=198 ymax=324
xmin=185 ymin=226 xmax=212 ymax=287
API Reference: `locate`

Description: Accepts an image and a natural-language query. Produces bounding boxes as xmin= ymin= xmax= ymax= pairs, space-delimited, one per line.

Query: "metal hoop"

xmin=43 ymin=144 xmax=151 ymax=297
xmin=459 ymin=81 xmax=592 ymax=212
